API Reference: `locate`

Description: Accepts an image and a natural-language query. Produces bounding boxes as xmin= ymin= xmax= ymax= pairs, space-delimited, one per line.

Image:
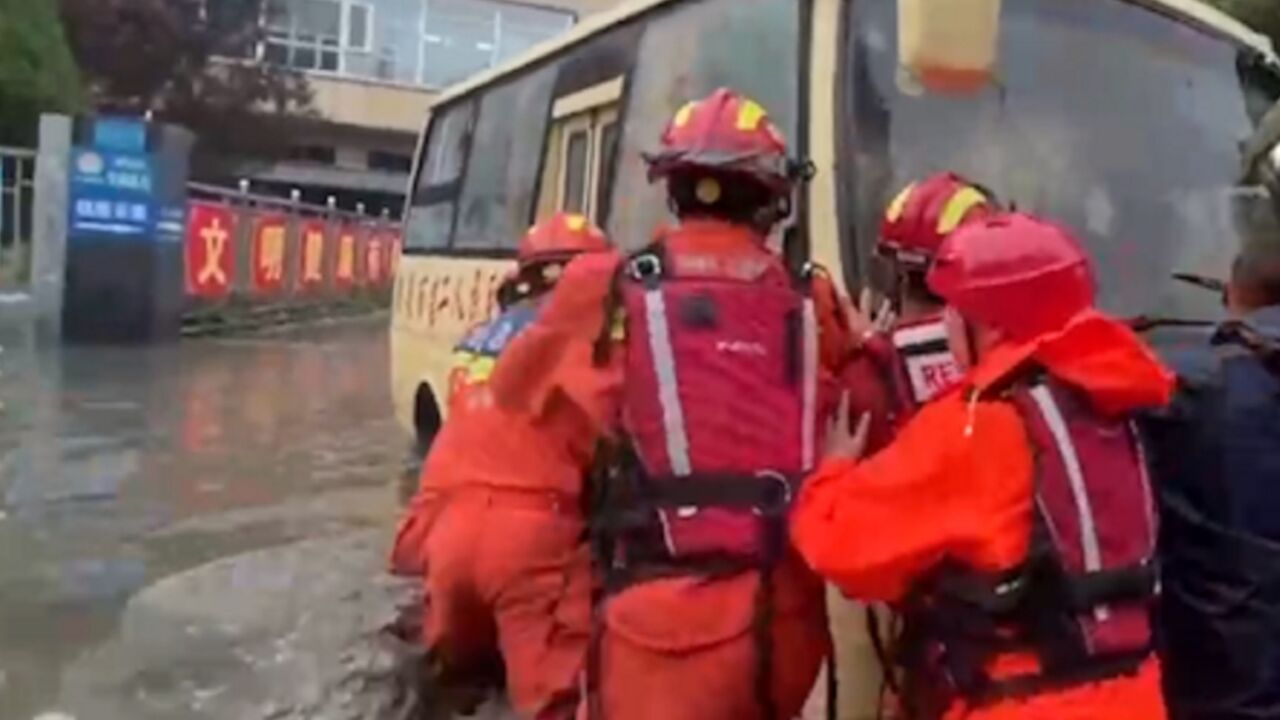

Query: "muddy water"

xmin=0 ymin=318 xmax=409 ymax=719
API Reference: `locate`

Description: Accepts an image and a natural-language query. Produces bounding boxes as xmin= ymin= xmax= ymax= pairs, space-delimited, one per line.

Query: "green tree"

xmin=0 ymin=0 xmax=83 ymax=146
xmin=57 ymin=0 xmax=312 ymax=178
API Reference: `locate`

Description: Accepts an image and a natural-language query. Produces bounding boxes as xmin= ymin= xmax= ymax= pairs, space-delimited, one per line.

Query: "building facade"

xmin=241 ymin=0 xmax=623 ymax=215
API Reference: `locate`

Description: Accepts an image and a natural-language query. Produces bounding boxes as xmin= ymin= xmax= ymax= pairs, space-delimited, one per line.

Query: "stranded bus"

xmin=391 ymin=0 xmax=1279 ymax=711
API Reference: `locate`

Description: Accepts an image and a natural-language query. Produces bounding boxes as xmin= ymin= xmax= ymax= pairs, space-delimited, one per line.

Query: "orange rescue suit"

xmin=491 ymin=220 xmax=855 ymax=720
xmin=391 ymin=301 xmax=596 ymax=720
xmin=791 ymin=312 xmax=1173 ymax=719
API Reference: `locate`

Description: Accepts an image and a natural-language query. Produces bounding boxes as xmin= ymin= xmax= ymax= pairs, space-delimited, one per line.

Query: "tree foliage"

xmin=0 ymin=0 xmax=83 ymax=146
xmin=57 ymin=0 xmax=313 ymax=176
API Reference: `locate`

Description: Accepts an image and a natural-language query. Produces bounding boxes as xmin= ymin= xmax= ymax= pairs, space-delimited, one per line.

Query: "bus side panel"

xmin=391 ymin=257 xmax=512 ymax=435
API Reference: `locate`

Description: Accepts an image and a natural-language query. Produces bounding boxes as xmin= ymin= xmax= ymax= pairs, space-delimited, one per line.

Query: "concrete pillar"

xmin=31 ymin=114 xmax=72 ymax=343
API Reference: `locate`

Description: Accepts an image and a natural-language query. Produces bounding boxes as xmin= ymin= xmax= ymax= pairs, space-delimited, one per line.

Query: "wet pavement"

xmin=0 ymin=316 xmax=408 ymax=719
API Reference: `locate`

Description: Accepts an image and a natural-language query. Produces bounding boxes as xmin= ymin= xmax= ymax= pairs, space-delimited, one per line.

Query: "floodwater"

xmin=0 ymin=317 xmax=408 ymax=719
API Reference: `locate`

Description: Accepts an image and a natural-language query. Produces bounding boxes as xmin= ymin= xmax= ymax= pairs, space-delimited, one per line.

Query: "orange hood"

xmin=969 ymin=310 xmax=1175 ymax=416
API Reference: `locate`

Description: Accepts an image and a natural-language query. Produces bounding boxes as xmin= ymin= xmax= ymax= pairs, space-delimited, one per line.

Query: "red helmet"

xmin=927 ymin=212 xmax=1096 ymax=341
xmin=518 ymin=212 xmax=609 ymax=266
xmin=879 ymin=173 xmax=996 ymax=267
xmin=645 ymin=88 xmax=795 ymax=195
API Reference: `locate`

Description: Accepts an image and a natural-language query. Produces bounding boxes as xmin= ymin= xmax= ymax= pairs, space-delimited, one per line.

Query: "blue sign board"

xmin=68 ymin=119 xmax=156 ymax=238
xmin=94 ymin=117 xmax=148 ymax=154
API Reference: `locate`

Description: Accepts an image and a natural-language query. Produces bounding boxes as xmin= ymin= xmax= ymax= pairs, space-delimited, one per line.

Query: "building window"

xmin=289 ymin=144 xmax=337 ymax=165
xmin=421 ymin=0 xmax=573 ymax=89
xmin=368 ymin=150 xmax=413 ymax=173
xmin=263 ymin=0 xmax=374 ymax=74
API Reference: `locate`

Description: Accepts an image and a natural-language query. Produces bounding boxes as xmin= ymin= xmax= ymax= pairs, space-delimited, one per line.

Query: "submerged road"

xmin=0 ymin=317 xmax=409 ymax=719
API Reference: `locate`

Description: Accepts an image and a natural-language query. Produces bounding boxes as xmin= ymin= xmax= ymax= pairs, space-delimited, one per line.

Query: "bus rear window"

xmin=455 ymin=65 xmax=556 ymax=251
xmin=405 ymin=100 xmax=474 ymax=251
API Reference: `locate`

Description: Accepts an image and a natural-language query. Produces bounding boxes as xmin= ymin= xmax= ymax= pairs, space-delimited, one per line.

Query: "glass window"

xmin=843 ymin=0 xmax=1280 ymax=326
xmin=347 ymin=2 xmax=371 ymax=50
xmin=454 ymin=65 xmax=558 ymax=250
xmin=263 ymin=0 xmax=372 ymax=75
xmin=421 ymin=101 xmax=475 ymax=188
xmin=596 ymin=120 xmax=619 ymax=217
xmin=423 ymin=0 xmax=499 ymax=88
xmin=422 ymin=0 xmax=573 ymax=88
xmin=406 ymin=202 xmax=456 ymax=251
xmin=496 ymin=3 xmax=573 ymax=62
xmin=563 ymin=129 xmax=591 ymax=214
xmin=369 ymin=151 xmax=414 ymax=173
xmin=368 ymin=0 xmax=421 ymax=84
xmin=300 ymin=0 xmax=341 ymax=39
xmin=608 ymin=0 xmax=799 ymax=250
xmin=406 ymin=100 xmax=475 ymax=251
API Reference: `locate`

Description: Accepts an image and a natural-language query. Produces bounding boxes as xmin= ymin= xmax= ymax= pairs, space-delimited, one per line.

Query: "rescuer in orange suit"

xmin=793 ymin=212 xmax=1172 ymax=720
xmin=830 ymin=173 xmax=998 ymax=717
xmin=489 ymin=89 xmax=857 ymax=720
xmin=389 ymin=213 xmax=610 ymax=720
xmin=846 ymin=173 xmax=997 ymax=452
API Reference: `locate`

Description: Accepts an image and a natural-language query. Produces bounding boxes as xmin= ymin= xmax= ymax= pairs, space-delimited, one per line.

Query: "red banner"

xmin=297 ymin=219 xmax=329 ymax=291
xmin=185 ymin=202 xmax=236 ymax=299
xmin=333 ymin=224 xmax=358 ymax=289
xmin=384 ymin=229 xmax=402 ymax=281
xmin=250 ymin=213 xmax=288 ymax=295
xmin=365 ymin=229 xmax=386 ymax=286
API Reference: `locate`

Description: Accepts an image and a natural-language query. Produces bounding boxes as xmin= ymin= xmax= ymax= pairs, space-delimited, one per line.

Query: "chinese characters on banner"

xmin=185 ymin=202 xmax=236 ymax=298
xmin=385 ymin=230 xmax=402 ymax=281
xmin=334 ymin=225 xmax=358 ymax=289
xmin=365 ymin=230 xmax=386 ymax=285
xmin=251 ymin=214 xmax=289 ymax=294
xmin=182 ymin=201 xmax=401 ymax=301
xmin=297 ymin=220 xmax=328 ymax=291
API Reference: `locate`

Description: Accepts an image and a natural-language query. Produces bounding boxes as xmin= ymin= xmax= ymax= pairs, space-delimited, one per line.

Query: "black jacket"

xmin=1143 ymin=306 xmax=1280 ymax=720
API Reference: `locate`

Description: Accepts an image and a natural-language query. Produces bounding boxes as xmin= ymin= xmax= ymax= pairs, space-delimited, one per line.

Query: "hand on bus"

xmin=845 ymin=287 xmax=896 ymax=347
xmin=825 ymin=392 xmax=873 ymax=462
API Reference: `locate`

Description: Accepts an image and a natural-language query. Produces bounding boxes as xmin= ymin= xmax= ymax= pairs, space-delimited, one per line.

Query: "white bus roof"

xmin=431 ymin=0 xmax=1276 ymax=108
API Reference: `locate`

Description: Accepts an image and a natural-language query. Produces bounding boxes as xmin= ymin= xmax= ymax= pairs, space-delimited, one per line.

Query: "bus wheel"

xmin=400 ymin=384 xmax=442 ymax=504
xmin=413 ymin=384 xmax=443 ymax=455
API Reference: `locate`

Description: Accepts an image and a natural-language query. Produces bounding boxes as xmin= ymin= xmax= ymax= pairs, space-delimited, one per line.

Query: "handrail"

xmin=0 ymin=146 xmax=37 ymax=159
xmin=186 ymin=181 xmax=398 ymax=222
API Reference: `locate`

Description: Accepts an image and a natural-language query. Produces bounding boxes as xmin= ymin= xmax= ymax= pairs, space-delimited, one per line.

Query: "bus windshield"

xmin=842 ymin=0 xmax=1280 ymax=326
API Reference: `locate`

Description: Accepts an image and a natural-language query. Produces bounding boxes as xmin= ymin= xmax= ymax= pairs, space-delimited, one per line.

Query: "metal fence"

xmin=0 ymin=147 xmax=36 ymax=291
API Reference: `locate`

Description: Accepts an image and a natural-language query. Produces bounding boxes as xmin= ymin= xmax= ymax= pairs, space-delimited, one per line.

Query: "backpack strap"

xmin=591 ymin=242 xmax=668 ymax=367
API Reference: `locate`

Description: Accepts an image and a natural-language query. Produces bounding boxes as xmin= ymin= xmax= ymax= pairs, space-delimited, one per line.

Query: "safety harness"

xmin=881 ymin=375 xmax=1158 ymax=720
xmin=584 ymin=241 xmax=819 ymax=720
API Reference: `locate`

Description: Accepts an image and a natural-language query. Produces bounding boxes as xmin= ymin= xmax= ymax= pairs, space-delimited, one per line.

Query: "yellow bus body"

xmin=392 ymin=0 xmax=1277 ymax=715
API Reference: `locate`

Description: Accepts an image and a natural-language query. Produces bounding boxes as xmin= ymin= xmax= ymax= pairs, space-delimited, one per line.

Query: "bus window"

xmin=609 ymin=0 xmax=799 ymax=251
xmin=405 ymin=100 xmax=474 ymax=251
xmin=840 ymin=0 xmax=1280 ymax=325
xmin=594 ymin=112 xmax=620 ymax=219
xmin=455 ymin=64 xmax=557 ymax=251
xmin=421 ymin=101 xmax=472 ymax=187
xmin=538 ymin=78 xmax=626 ymax=223
xmin=560 ymin=119 xmax=593 ymax=214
